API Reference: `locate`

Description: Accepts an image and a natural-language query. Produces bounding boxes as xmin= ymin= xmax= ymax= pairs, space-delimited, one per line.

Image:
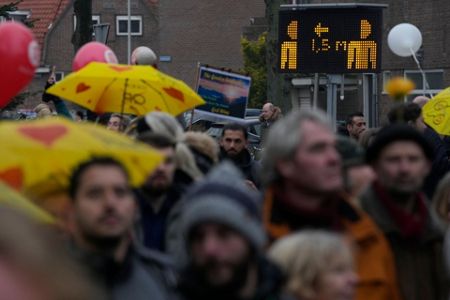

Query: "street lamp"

xmin=93 ymin=23 xmax=110 ymax=44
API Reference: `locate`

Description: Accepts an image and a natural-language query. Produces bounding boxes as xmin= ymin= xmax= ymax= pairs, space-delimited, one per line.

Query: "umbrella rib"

xmin=96 ymin=78 xmax=119 ymax=112
xmin=140 ymin=80 xmax=171 ymax=113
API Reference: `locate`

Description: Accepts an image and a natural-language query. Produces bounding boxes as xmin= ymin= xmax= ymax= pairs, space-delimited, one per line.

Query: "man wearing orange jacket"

xmin=260 ymin=109 xmax=402 ymax=300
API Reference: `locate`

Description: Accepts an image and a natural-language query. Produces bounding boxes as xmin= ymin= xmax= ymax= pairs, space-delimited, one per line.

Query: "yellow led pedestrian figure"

xmin=280 ymin=21 xmax=298 ymax=70
xmin=347 ymin=20 xmax=377 ymax=70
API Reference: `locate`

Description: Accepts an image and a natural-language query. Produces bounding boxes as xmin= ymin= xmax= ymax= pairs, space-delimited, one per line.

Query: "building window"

xmin=7 ymin=10 xmax=30 ymax=22
xmin=404 ymin=70 xmax=443 ymax=101
xmin=55 ymin=72 xmax=65 ymax=82
xmin=116 ymin=16 xmax=142 ymax=36
xmin=382 ymin=71 xmax=391 ymax=93
xmin=73 ymin=15 xmax=101 ymax=35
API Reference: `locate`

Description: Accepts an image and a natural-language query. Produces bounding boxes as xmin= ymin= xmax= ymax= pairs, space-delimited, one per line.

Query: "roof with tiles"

xmin=0 ymin=0 xmax=71 ymax=51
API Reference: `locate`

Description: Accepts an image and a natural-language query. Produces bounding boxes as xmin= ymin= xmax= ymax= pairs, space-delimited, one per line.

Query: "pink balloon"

xmin=0 ymin=22 xmax=40 ymax=108
xmin=72 ymin=42 xmax=118 ymax=71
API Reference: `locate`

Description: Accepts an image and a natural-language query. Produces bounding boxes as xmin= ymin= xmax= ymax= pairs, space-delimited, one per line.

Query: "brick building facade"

xmin=1 ymin=0 xmax=265 ymax=110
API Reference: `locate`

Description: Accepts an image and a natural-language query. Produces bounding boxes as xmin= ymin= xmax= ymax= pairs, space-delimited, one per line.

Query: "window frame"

xmin=115 ymin=15 xmax=143 ymax=36
xmin=404 ymin=69 xmax=444 ymax=99
xmin=73 ymin=15 xmax=101 ymax=35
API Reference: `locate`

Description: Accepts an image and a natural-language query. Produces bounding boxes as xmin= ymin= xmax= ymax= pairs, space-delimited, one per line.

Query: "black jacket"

xmin=178 ymin=257 xmax=292 ymax=300
xmin=423 ymin=126 xmax=450 ymax=199
xmin=219 ymin=147 xmax=261 ymax=188
xmin=70 ymin=241 xmax=178 ymax=300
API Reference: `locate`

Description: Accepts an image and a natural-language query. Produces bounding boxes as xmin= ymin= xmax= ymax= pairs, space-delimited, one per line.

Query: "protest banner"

xmin=195 ymin=66 xmax=251 ymax=119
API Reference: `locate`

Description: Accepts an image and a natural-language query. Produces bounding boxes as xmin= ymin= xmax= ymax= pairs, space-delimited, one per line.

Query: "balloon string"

xmin=410 ymin=48 xmax=433 ymax=99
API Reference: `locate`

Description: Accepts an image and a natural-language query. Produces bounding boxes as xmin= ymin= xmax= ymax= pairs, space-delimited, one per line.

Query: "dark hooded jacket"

xmin=219 ymin=147 xmax=261 ymax=188
xmin=178 ymin=257 xmax=292 ymax=300
xmin=70 ymin=241 xmax=179 ymax=300
xmin=134 ymin=169 xmax=190 ymax=252
xmin=422 ymin=126 xmax=450 ymax=199
xmin=259 ymin=106 xmax=282 ymax=145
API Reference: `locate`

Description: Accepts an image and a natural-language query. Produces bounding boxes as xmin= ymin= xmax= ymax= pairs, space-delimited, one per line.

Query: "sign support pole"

xmin=313 ymin=73 xmax=319 ymax=109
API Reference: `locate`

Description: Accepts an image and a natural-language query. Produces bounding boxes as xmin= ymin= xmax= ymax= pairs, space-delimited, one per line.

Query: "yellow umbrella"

xmin=0 ymin=182 xmax=55 ymax=224
xmin=46 ymin=62 xmax=205 ymax=116
xmin=423 ymin=87 xmax=450 ymax=135
xmin=0 ymin=118 xmax=163 ymax=193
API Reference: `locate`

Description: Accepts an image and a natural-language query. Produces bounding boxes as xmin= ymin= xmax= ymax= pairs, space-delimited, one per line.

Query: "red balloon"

xmin=0 ymin=22 xmax=40 ymax=108
xmin=72 ymin=42 xmax=118 ymax=71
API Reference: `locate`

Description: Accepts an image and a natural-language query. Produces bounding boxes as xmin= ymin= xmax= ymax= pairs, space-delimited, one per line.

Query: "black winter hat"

xmin=181 ymin=162 xmax=266 ymax=251
xmin=366 ymin=124 xmax=433 ymax=164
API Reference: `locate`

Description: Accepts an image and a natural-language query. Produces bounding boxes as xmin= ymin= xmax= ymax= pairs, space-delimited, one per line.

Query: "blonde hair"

xmin=34 ymin=103 xmax=52 ymax=119
xmin=268 ymin=230 xmax=353 ymax=299
xmin=184 ymin=131 xmax=219 ymax=163
xmin=432 ymin=173 xmax=450 ymax=226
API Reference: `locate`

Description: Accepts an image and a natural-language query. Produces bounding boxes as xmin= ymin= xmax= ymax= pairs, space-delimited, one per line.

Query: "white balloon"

xmin=131 ymin=46 xmax=157 ymax=66
xmin=387 ymin=23 xmax=422 ymax=57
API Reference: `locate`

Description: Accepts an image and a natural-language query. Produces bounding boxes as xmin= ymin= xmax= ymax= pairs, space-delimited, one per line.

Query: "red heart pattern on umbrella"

xmin=109 ymin=65 xmax=133 ymax=73
xmin=19 ymin=125 xmax=68 ymax=147
xmin=0 ymin=167 xmax=23 ymax=190
xmin=76 ymin=82 xmax=91 ymax=94
xmin=163 ymin=87 xmax=185 ymax=102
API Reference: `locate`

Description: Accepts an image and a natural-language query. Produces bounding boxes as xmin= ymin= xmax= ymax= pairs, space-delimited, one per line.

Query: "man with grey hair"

xmin=412 ymin=95 xmax=430 ymax=108
xmin=259 ymin=102 xmax=282 ymax=145
xmin=261 ymin=109 xmax=402 ymax=300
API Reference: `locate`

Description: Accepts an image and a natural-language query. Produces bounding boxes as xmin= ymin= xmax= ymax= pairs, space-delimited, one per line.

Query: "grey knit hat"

xmin=181 ymin=162 xmax=266 ymax=251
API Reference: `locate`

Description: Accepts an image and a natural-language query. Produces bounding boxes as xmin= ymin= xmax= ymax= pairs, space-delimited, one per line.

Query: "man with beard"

xmin=135 ymin=133 xmax=186 ymax=251
xmin=346 ymin=112 xmax=367 ymax=141
xmin=68 ymin=157 xmax=177 ymax=300
xmin=360 ymin=125 xmax=449 ymax=300
xmin=219 ymin=123 xmax=261 ymax=189
xmin=177 ymin=162 xmax=289 ymax=300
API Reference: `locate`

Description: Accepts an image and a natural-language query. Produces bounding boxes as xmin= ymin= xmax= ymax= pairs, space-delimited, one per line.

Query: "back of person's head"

xmin=184 ymin=131 xmax=219 ymax=174
xmin=69 ymin=157 xmax=129 ymax=200
xmin=268 ymin=230 xmax=355 ymax=300
xmin=387 ymin=102 xmax=422 ymax=124
xmin=412 ymin=95 xmax=430 ymax=108
xmin=138 ymin=132 xmax=202 ymax=181
xmin=34 ymin=103 xmax=52 ymax=119
xmin=336 ymin=136 xmax=365 ymax=169
xmin=137 ymin=132 xmax=176 ymax=149
xmin=358 ymin=127 xmax=380 ymax=149
xmin=0 ymin=206 xmax=105 ymax=299
xmin=222 ymin=123 xmax=248 ymax=140
xmin=136 ymin=112 xmax=183 ymax=144
xmin=261 ymin=109 xmax=331 ymax=185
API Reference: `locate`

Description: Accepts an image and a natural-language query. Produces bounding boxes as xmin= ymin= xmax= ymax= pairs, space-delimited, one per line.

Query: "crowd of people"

xmin=1 ymin=81 xmax=450 ymax=300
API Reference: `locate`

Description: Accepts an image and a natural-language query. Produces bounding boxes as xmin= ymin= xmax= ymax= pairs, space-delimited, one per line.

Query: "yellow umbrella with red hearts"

xmin=0 ymin=118 xmax=163 ymax=194
xmin=0 ymin=181 xmax=54 ymax=224
xmin=46 ymin=62 xmax=205 ymax=116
